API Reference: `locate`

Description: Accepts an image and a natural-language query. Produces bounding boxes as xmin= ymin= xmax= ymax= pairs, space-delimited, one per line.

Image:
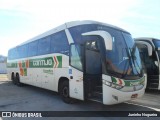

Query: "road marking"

xmin=125 ymin=102 xmax=160 ymax=111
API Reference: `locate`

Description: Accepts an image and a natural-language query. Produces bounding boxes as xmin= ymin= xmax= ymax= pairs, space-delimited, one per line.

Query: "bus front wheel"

xmin=60 ymin=81 xmax=74 ymax=104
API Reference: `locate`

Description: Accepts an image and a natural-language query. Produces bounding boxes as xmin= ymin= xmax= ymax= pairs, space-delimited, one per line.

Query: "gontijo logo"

xmin=32 ymin=58 xmax=52 ymax=67
xmin=29 ymin=56 xmax=62 ymax=68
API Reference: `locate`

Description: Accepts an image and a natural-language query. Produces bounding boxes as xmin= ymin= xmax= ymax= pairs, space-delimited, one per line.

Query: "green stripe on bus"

xmin=111 ymin=76 xmax=145 ymax=87
xmin=7 ymin=62 xmax=17 ymax=68
xmin=7 ymin=56 xmax=62 ymax=68
xmin=57 ymin=56 xmax=62 ymax=68
xmin=111 ymin=77 xmax=117 ymax=83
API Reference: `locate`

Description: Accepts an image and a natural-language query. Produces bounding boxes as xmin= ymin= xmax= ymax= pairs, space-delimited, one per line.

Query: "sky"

xmin=0 ymin=0 xmax=160 ymax=56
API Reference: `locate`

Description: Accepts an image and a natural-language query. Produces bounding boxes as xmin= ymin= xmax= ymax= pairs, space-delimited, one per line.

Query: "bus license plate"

xmin=131 ymin=94 xmax=138 ymax=98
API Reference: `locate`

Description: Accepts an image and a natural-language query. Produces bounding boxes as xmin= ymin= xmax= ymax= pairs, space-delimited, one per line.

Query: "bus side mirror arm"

xmin=82 ymin=30 xmax=113 ymax=50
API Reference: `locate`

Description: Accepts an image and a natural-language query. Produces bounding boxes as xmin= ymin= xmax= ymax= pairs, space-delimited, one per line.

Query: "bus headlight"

xmin=112 ymin=83 xmax=123 ymax=90
xmin=104 ymin=81 xmax=112 ymax=86
xmin=103 ymin=80 xmax=123 ymax=90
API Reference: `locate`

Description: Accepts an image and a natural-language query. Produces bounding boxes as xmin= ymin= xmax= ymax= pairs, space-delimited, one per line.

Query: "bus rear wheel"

xmin=15 ymin=74 xmax=22 ymax=87
xmin=60 ymin=81 xmax=74 ymax=104
xmin=11 ymin=73 xmax=16 ymax=85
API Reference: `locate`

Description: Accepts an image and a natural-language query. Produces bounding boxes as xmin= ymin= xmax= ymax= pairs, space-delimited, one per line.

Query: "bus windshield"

xmin=105 ymin=32 xmax=143 ymax=79
xmin=69 ymin=24 xmax=143 ymax=79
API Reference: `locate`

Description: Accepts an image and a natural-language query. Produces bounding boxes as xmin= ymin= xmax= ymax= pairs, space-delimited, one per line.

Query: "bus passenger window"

xmin=50 ymin=31 xmax=69 ymax=55
xmin=38 ymin=36 xmax=50 ymax=55
xmin=28 ymin=41 xmax=38 ymax=57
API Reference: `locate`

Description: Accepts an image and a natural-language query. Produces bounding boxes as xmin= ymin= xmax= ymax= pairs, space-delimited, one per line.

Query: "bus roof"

xmin=65 ymin=20 xmax=128 ymax=32
xmin=16 ymin=20 xmax=129 ymax=47
xmin=135 ymin=37 xmax=160 ymax=42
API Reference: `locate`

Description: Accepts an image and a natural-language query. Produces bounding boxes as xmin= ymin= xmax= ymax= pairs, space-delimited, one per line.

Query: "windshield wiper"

xmin=121 ymin=48 xmax=132 ymax=78
xmin=129 ymin=45 xmax=141 ymax=76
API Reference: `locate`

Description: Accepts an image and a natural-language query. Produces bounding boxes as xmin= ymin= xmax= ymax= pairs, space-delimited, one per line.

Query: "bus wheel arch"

xmin=58 ymin=77 xmax=74 ymax=104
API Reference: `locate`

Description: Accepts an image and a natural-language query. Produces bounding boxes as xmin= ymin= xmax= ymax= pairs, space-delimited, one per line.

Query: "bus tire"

xmin=15 ymin=74 xmax=22 ymax=87
xmin=60 ymin=81 xmax=74 ymax=104
xmin=11 ymin=73 xmax=16 ymax=85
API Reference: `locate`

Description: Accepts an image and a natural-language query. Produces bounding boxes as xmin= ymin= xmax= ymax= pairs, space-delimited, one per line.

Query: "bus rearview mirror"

xmin=155 ymin=61 xmax=158 ymax=67
xmin=135 ymin=41 xmax=153 ymax=56
xmin=82 ymin=30 xmax=112 ymax=50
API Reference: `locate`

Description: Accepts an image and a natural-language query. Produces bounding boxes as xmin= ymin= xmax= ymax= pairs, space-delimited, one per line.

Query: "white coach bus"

xmin=135 ymin=37 xmax=160 ymax=90
xmin=7 ymin=21 xmax=145 ymax=105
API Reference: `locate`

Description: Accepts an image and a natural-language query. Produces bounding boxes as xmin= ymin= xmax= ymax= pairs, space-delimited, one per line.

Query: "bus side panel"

xmin=54 ymin=68 xmax=69 ymax=92
xmin=34 ymin=54 xmax=69 ymax=91
xmin=41 ymin=68 xmax=54 ymax=91
xmin=32 ymin=68 xmax=42 ymax=87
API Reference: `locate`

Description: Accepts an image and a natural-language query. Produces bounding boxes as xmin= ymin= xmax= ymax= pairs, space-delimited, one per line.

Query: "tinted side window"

xmin=50 ymin=31 xmax=69 ymax=55
xmin=28 ymin=41 xmax=38 ymax=57
xmin=38 ymin=36 xmax=51 ymax=55
xmin=17 ymin=44 xmax=28 ymax=58
xmin=14 ymin=48 xmax=19 ymax=59
xmin=8 ymin=48 xmax=18 ymax=60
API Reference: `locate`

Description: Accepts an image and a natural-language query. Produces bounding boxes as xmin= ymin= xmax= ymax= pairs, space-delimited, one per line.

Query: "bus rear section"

xmin=135 ymin=37 xmax=160 ymax=90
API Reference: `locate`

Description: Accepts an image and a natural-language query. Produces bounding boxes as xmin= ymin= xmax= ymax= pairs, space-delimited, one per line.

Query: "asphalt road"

xmin=0 ymin=78 xmax=160 ymax=120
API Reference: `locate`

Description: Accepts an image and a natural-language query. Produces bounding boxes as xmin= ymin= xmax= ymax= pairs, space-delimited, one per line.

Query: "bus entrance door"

xmin=84 ymin=40 xmax=103 ymax=102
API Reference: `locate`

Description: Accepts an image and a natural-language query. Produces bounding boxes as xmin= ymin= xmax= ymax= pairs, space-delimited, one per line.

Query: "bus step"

xmin=94 ymin=86 xmax=102 ymax=93
xmin=93 ymin=91 xmax=102 ymax=98
xmin=148 ymin=75 xmax=159 ymax=79
xmin=88 ymin=98 xmax=103 ymax=103
xmin=147 ymin=87 xmax=158 ymax=90
xmin=149 ymin=83 xmax=159 ymax=89
xmin=149 ymin=79 xmax=159 ymax=82
xmin=88 ymin=91 xmax=102 ymax=102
